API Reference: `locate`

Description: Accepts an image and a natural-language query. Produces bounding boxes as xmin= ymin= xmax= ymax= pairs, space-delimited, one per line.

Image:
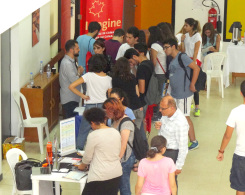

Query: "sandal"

xmin=132 ymin=162 xmax=138 ymax=172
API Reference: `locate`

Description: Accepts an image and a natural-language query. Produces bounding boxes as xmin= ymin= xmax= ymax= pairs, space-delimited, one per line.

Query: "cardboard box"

xmin=2 ymin=137 xmax=25 ymax=159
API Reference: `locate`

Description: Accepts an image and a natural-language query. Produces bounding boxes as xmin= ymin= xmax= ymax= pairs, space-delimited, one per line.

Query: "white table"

xmin=31 ymin=172 xmax=87 ymax=195
xmin=226 ymin=43 xmax=245 ymax=83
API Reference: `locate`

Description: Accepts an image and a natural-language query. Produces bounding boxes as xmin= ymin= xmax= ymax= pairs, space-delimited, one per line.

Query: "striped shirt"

xmin=59 ymin=55 xmax=81 ymax=104
xmin=158 ymin=108 xmax=189 ymax=169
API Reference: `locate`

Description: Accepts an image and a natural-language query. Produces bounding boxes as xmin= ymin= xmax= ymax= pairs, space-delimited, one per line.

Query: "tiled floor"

xmin=1 ymin=77 xmax=244 ymax=195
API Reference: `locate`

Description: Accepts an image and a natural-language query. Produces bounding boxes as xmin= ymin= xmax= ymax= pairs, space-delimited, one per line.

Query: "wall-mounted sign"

xmin=80 ymin=0 xmax=124 ymax=40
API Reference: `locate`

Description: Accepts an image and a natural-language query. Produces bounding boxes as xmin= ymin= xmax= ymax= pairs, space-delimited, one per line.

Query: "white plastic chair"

xmin=13 ymin=91 xmax=50 ymax=154
xmin=6 ymin=148 xmax=32 ymax=195
xmin=204 ymin=52 xmax=226 ymax=98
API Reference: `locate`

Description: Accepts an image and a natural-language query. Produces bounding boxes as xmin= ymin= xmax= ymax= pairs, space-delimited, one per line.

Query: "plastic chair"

xmin=204 ymin=52 xmax=226 ymax=98
xmin=13 ymin=91 xmax=50 ymax=154
xmin=6 ymin=148 xmax=32 ymax=195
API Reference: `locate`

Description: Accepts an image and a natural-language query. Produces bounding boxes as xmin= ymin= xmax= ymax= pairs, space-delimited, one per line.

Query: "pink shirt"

xmin=138 ymin=157 xmax=176 ymax=195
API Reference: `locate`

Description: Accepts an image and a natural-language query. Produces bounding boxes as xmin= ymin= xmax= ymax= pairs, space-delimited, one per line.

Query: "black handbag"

xmin=15 ymin=158 xmax=42 ymax=190
xmin=178 ymin=53 xmax=206 ymax=92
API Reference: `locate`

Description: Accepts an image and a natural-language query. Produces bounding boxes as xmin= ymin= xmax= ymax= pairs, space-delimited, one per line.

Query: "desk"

xmin=31 ymin=172 xmax=87 ymax=195
xmin=226 ymin=43 xmax=245 ymax=83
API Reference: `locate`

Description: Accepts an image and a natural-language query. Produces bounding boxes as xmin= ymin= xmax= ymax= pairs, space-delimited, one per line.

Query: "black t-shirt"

xmin=112 ymin=75 xmax=142 ymax=110
xmin=136 ymin=60 xmax=154 ymax=105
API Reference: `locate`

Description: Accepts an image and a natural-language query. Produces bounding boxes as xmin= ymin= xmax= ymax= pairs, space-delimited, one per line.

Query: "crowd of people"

xmin=57 ymin=18 xmax=244 ymax=195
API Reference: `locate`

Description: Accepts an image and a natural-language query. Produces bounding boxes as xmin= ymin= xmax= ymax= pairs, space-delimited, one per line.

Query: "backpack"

xmin=178 ymin=53 xmax=206 ymax=92
xmin=144 ymin=64 xmax=161 ymax=105
xmin=85 ymin=38 xmax=93 ymax=72
xmin=15 ymin=158 xmax=42 ymax=190
xmin=119 ymin=117 xmax=149 ymax=161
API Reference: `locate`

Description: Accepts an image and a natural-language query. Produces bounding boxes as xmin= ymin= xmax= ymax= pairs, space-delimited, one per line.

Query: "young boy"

xmin=163 ymin=38 xmax=199 ymax=150
xmin=116 ymin=26 xmax=139 ymax=60
xmin=217 ymin=80 xmax=245 ymax=195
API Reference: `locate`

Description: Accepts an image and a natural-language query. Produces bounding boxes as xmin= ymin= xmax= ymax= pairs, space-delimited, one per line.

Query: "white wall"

xmin=175 ymin=0 xmax=228 ymax=52
xmin=11 ymin=3 xmax=51 ymax=135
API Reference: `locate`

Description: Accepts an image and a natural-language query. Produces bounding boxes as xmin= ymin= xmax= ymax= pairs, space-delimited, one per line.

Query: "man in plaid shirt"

xmin=155 ymin=95 xmax=188 ymax=179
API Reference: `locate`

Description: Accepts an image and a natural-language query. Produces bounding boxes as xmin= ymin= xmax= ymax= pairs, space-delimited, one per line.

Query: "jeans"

xmin=62 ymin=101 xmax=79 ymax=119
xmin=133 ymin=108 xmax=143 ymax=130
xmin=76 ymin=103 xmax=103 ymax=150
xmin=139 ymin=104 xmax=148 ymax=141
xmin=119 ymin=152 xmax=136 ymax=195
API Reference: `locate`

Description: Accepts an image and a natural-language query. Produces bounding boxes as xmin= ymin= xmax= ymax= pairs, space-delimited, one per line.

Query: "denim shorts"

xmin=230 ymin=153 xmax=245 ymax=192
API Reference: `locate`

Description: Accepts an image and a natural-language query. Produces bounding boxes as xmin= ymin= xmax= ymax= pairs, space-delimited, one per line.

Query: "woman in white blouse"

xmin=180 ymin=18 xmax=202 ymax=117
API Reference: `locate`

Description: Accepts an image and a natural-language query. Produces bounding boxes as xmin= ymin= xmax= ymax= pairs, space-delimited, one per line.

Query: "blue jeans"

xmin=139 ymin=104 xmax=148 ymax=142
xmin=76 ymin=103 xmax=103 ymax=150
xmin=119 ymin=152 xmax=136 ymax=195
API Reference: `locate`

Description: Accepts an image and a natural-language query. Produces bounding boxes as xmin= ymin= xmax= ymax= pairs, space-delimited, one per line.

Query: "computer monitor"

xmin=59 ymin=117 xmax=76 ymax=156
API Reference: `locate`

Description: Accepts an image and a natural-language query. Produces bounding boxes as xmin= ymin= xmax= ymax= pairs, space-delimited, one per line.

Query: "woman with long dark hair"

xmin=112 ymin=57 xmax=143 ymax=129
xmin=180 ymin=18 xmax=202 ymax=118
xmin=147 ymin=26 xmax=167 ymax=105
xmin=157 ymin=22 xmax=175 ymax=41
xmin=93 ymin=39 xmax=113 ymax=74
xmin=202 ymin=22 xmax=221 ymax=57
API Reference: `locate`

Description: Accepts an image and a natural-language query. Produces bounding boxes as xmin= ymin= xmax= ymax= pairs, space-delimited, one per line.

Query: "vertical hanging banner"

xmin=80 ymin=0 xmax=124 ymax=40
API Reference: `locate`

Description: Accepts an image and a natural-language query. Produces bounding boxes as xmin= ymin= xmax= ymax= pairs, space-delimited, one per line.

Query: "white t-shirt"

xmin=82 ymin=72 xmax=112 ymax=104
xmin=151 ymin=43 xmax=167 ymax=74
xmin=116 ymin=43 xmax=132 ymax=60
xmin=184 ymin=32 xmax=202 ymax=62
xmin=226 ymin=104 xmax=245 ymax=157
xmin=116 ymin=43 xmax=150 ymax=60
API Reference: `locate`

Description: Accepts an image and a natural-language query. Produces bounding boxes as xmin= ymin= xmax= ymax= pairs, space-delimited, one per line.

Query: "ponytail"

xmin=147 ymin=135 xmax=167 ymax=159
xmin=147 ymin=147 xmax=159 ymax=158
xmin=185 ymin=18 xmax=201 ymax=33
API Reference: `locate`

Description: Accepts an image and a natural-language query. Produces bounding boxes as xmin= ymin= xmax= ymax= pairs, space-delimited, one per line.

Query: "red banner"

xmin=80 ymin=0 xmax=124 ymax=40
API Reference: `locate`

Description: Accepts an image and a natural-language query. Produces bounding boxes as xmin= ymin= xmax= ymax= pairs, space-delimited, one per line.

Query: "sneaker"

xmin=194 ymin=108 xmax=200 ymax=117
xmin=188 ymin=141 xmax=199 ymax=150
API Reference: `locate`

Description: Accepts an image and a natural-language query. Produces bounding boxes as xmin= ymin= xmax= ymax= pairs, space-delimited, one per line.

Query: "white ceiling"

xmin=0 ymin=0 xmax=50 ymax=34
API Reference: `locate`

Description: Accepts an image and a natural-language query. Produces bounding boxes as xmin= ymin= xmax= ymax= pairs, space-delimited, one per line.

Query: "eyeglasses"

xmin=160 ymin=107 xmax=169 ymax=111
xmin=163 ymin=45 xmax=171 ymax=50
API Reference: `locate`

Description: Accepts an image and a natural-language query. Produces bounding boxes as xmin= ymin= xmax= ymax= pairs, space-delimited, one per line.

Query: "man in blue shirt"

xmin=76 ymin=21 xmax=101 ymax=73
xmin=163 ymin=38 xmax=200 ymax=150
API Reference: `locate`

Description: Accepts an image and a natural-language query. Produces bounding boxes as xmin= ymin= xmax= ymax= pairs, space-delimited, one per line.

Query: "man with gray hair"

xmin=155 ymin=95 xmax=189 ymax=177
